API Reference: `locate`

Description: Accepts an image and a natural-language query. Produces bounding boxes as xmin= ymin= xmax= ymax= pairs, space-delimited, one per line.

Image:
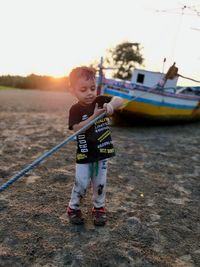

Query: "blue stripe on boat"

xmin=103 ymin=88 xmax=195 ymax=109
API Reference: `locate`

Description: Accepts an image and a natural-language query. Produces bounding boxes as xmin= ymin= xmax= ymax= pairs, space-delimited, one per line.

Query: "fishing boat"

xmin=97 ymin=62 xmax=200 ymax=122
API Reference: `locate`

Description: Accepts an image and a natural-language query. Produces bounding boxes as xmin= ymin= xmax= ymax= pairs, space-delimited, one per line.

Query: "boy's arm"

xmin=72 ymin=103 xmax=105 ymax=132
xmin=103 ymin=96 xmax=123 ymax=115
xmin=71 ymin=97 xmax=123 ymax=132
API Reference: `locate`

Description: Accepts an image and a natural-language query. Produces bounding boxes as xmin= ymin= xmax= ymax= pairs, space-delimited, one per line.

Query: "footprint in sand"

xmin=173 ymin=184 xmax=191 ymax=195
xmin=164 ymin=197 xmax=190 ymax=205
xmin=175 ymin=254 xmax=195 ymax=267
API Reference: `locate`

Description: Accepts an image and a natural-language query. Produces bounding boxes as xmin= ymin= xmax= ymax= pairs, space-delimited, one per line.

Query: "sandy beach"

xmin=0 ymin=89 xmax=200 ymax=267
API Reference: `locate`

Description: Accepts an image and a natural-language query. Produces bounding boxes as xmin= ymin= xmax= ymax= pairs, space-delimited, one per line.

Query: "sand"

xmin=0 ymin=89 xmax=200 ymax=267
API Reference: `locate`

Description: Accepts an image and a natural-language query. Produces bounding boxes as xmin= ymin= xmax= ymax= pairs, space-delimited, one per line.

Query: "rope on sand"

xmin=0 ymin=112 xmax=106 ymax=193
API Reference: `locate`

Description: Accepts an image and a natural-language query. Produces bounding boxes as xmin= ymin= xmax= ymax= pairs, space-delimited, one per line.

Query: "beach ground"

xmin=0 ymin=89 xmax=200 ymax=267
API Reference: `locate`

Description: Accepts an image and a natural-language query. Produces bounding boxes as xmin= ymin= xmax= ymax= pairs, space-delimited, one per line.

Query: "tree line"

xmin=0 ymin=74 xmax=68 ymax=91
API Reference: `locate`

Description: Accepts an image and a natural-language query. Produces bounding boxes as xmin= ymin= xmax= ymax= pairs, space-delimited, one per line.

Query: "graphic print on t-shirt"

xmin=76 ymin=116 xmax=115 ymax=163
xmin=68 ymin=95 xmax=115 ymax=163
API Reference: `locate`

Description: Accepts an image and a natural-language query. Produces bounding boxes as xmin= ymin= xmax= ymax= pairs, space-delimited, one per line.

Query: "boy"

xmin=67 ymin=66 xmax=123 ymax=226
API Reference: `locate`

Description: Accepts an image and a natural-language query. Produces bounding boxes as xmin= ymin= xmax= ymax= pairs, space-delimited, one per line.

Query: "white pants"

xmin=69 ymin=159 xmax=108 ymax=209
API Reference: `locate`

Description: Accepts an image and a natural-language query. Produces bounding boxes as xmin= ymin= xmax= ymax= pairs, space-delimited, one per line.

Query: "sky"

xmin=0 ymin=0 xmax=200 ymax=85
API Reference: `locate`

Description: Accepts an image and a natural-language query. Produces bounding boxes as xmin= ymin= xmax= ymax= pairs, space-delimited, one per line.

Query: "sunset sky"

xmin=0 ymin=0 xmax=200 ymax=85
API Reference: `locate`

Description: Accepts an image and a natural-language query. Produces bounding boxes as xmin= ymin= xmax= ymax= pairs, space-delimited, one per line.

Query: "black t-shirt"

xmin=68 ymin=95 xmax=115 ymax=163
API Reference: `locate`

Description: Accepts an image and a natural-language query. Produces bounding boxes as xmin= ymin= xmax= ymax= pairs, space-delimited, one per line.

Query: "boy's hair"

xmin=68 ymin=66 xmax=96 ymax=89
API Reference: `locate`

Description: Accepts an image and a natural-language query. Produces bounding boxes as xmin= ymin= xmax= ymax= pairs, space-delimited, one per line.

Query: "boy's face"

xmin=73 ymin=77 xmax=97 ymax=105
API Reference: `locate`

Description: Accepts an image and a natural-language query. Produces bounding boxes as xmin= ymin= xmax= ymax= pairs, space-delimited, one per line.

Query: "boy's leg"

xmin=91 ymin=159 xmax=108 ymax=208
xmin=91 ymin=159 xmax=108 ymax=226
xmin=68 ymin=163 xmax=91 ymax=209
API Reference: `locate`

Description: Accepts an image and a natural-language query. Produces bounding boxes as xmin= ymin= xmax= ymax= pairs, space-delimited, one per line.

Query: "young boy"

xmin=67 ymin=66 xmax=123 ymax=226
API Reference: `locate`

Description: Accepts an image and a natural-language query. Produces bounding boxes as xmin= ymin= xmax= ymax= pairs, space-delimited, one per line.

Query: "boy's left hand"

xmin=103 ymin=103 xmax=114 ymax=115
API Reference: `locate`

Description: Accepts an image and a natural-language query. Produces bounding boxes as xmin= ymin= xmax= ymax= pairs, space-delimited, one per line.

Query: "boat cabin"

xmin=131 ymin=69 xmax=178 ymax=89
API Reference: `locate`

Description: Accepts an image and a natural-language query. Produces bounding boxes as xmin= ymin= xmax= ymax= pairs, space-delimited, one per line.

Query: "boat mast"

xmin=97 ymin=56 xmax=104 ymax=95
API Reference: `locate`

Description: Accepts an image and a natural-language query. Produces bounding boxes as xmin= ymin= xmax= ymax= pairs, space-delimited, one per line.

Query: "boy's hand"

xmin=93 ymin=103 xmax=106 ymax=117
xmin=103 ymin=103 xmax=114 ymax=115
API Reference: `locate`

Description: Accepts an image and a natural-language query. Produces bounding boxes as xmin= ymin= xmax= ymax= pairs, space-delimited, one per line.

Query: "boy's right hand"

xmin=93 ymin=103 xmax=106 ymax=117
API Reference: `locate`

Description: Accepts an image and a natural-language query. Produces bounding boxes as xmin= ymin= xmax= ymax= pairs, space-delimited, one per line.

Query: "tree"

xmin=105 ymin=41 xmax=144 ymax=80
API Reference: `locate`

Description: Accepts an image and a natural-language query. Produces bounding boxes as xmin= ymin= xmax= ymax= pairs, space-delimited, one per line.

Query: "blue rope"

xmin=0 ymin=112 xmax=106 ymax=193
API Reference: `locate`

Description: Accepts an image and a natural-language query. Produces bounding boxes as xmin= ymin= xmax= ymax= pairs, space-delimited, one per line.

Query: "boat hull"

xmin=102 ymin=84 xmax=200 ymax=122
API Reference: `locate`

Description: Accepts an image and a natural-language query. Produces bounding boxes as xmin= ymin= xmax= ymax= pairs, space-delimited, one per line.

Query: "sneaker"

xmin=67 ymin=207 xmax=84 ymax=225
xmin=92 ymin=207 xmax=107 ymax=226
